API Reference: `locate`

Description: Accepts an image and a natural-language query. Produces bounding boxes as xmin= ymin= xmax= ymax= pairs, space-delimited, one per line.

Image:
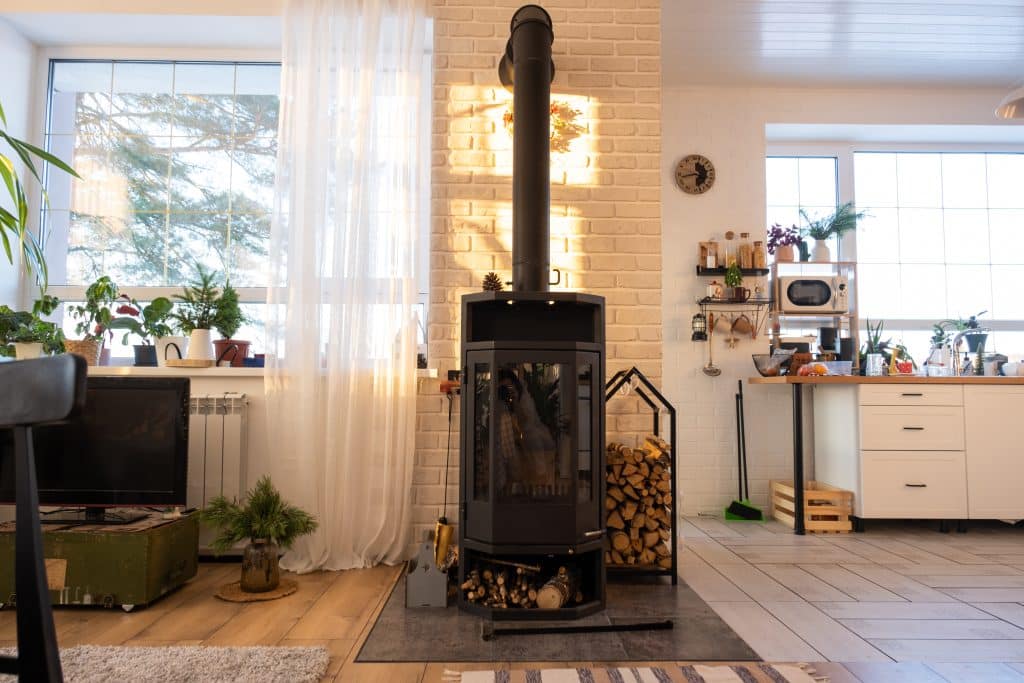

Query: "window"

xmin=764 ymin=147 xmax=1024 ymax=361
xmin=40 ymin=60 xmax=279 ymax=355
xmin=855 ymin=151 xmax=1024 ymax=359
xmin=766 ymin=156 xmax=839 ymax=245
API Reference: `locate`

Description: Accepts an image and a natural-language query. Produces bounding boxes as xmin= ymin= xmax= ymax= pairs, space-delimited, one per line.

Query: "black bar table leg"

xmin=792 ymin=383 xmax=805 ymax=535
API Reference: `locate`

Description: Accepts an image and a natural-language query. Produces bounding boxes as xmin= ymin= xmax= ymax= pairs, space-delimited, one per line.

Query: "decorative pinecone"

xmin=482 ymin=272 xmax=504 ymax=291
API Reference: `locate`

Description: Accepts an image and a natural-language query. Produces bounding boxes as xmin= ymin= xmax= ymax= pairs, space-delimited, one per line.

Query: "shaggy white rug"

xmin=0 ymin=645 xmax=329 ymax=682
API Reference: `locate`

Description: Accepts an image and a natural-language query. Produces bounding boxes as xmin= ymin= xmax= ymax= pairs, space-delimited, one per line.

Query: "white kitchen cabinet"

xmin=964 ymin=387 xmax=1024 ymax=519
xmin=860 ymin=450 xmax=968 ymax=518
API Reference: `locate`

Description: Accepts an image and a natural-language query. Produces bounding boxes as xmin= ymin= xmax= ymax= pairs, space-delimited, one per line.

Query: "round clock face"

xmin=675 ymin=154 xmax=715 ymax=194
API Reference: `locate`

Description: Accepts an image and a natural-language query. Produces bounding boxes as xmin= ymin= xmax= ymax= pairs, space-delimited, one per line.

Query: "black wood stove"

xmin=457 ymin=5 xmax=606 ymax=620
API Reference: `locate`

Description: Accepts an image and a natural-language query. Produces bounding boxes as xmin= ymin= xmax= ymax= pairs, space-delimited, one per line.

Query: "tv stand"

xmin=41 ymin=508 xmax=148 ymax=526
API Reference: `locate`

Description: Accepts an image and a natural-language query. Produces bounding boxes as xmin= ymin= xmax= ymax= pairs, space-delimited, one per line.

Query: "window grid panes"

xmin=855 ymin=152 xmax=1024 ymax=361
xmin=766 ymin=156 xmax=840 ymax=258
xmin=43 ymin=60 xmax=280 ymax=290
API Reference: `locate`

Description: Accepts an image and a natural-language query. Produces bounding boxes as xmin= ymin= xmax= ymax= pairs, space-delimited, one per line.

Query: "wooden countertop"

xmin=749 ymin=375 xmax=1024 ymax=385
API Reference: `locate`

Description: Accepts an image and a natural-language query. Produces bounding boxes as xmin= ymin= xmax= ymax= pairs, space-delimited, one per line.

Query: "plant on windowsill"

xmin=0 ymin=295 xmax=65 ymax=360
xmin=0 ymin=98 xmax=80 ymax=290
xmin=172 ymin=265 xmax=222 ymax=363
xmin=200 ymin=476 xmax=318 ymax=593
xmin=799 ymin=202 xmax=866 ymax=262
xmin=212 ymin=281 xmax=251 ymax=367
xmin=108 ymin=297 xmax=174 ymax=367
xmin=66 ymin=275 xmax=122 ymax=366
xmin=858 ymin=318 xmax=916 ymax=375
xmin=766 ymin=223 xmax=802 ymax=263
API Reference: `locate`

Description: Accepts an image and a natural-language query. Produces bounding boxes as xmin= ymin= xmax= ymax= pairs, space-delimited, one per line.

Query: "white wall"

xmin=0 ymin=19 xmax=36 ymax=308
xmin=662 ymin=85 xmax=1013 ymax=515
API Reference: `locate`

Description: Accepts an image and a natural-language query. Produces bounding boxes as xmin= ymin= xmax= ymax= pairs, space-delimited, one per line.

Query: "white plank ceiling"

xmin=662 ymin=0 xmax=1024 ymax=87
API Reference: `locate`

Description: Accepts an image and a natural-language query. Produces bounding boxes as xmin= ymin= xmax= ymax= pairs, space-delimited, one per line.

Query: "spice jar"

xmin=738 ymin=232 xmax=753 ymax=269
xmin=753 ymin=240 xmax=766 ymax=269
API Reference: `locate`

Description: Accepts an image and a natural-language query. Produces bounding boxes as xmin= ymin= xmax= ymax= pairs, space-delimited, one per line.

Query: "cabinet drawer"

xmin=859 ymin=384 xmax=963 ymax=407
xmin=860 ymin=405 xmax=964 ymax=450
xmin=861 ymin=451 xmax=967 ymax=518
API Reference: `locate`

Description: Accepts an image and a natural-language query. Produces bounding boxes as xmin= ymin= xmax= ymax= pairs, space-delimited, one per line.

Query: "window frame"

xmin=767 ymin=141 xmax=1024 ymax=339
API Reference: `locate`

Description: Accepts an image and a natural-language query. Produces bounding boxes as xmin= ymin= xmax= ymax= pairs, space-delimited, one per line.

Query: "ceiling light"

xmin=995 ymin=86 xmax=1024 ymax=119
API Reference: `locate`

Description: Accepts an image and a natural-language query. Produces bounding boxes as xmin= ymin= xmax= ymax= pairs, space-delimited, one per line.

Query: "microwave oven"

xmin=778 ymin=275 xmax=849 ymax=313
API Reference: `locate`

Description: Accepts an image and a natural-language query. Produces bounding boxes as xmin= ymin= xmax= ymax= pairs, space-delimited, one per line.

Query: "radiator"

xmin=187 ymin=393 xmax=249 ymax=511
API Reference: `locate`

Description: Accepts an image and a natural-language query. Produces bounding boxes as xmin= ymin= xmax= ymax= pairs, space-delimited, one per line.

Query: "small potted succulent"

xmin=201 ymin=476 xmax=318 ymax=593
xmin=767 ymin=223 xmax=802 ymax=263
xmin=109 ymin=297 xmax=174 ymax=367
xmin=172 ymin=266 xmax=221 ymax=362
xmin=212 ymin=281 xmax=250 ymax=367
xmin=66 ymin=275 xmax=121 ymax=365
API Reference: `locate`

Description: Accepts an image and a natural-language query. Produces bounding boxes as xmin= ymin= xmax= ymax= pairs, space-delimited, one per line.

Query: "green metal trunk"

xmin=0 ymin=513 xmax=199 ymax=610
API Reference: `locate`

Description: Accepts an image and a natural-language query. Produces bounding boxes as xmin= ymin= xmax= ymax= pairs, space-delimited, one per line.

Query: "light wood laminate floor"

xmin=1 ymin=518 xmax=1024 ymax=681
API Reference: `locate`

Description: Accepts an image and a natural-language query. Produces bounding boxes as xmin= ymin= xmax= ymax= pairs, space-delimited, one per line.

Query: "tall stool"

xmin=0 ymin=355 xmax=87 ymax=682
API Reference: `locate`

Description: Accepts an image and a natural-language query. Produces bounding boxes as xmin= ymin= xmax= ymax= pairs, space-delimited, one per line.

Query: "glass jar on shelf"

xmin=738 ymin=232 xmax=753 ymax=269
xmin=753 ymin=240 xmax=766 ymax=269
xmin=723 ymin=231 xmax=737 ymax=267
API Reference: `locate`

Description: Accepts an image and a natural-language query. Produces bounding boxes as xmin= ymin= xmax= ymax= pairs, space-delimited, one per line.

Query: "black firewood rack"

xmin=604 ymin=366 xmax=677 ymax=584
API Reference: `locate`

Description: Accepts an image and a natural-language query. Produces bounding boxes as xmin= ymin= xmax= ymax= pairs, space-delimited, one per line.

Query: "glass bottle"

xmin=753 ymin=240 xmax=767 ymax=269
xmin=723 ymin=231 xmax=736 ymax=267
xmin=738 ymin=232 xmax=753 ymax=269
xmin=705 ymin=239 xmax=719 ymax=268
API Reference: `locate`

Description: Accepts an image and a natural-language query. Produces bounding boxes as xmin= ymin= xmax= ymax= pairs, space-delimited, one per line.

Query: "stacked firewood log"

xmin=604 ymin=436 xmax=673 ymax=568
xmin=461 ymin=560 xmax=584 ymax=610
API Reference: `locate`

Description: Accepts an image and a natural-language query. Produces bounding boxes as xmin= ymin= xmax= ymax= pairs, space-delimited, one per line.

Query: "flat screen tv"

xmin=0 ymin=376 xmax=189 ymax=523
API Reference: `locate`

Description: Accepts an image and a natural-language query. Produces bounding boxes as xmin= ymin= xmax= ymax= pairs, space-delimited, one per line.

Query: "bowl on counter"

xmin=752 ymin=349 xmax=796 ymax=377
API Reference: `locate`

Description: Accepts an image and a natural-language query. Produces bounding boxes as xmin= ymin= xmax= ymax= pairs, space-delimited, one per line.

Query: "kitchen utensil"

xmin=732 ymin=314 xmax=752 ymax=336
xmin=751 ymin=353 xmax=788 ymax=377
xmin=703 ymin=313 xmax=722 ymax=377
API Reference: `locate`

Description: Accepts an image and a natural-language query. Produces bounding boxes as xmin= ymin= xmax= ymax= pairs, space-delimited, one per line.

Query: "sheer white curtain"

xmin=265 ymin=0 xmax=426 ymax=571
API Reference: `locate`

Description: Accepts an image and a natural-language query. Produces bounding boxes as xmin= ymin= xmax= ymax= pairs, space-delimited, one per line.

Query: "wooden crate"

xmin=770 ymin=480 xmax=853 ymax=533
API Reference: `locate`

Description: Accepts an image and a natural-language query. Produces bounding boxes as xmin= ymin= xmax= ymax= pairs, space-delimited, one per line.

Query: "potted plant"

xmin=109 ymin=297 xmax=174 ymax=367
xmin=201 ymin=476 xmax=318 ymax=593
xmin=1 ymin=98 xmax=79 ymax=288
xmin=858 ymin=319 xmax=915 ymax=375
xmin=172 ymin=266 xmax=221 ymax=362
xmin=724 ymin=262 xmax=747 ymax=301
xmin=800 ymin=202 xmax=866 ymax=262
xmin=66 ymin=275 xmax=121 ymax=365
xmin=0 ymin=295 xmax=67 ymax=360
xmin=212 ymin=281 xmax=250 ymax=367
xmin=940 ymin=311 xmax=988 ymax=353
xmin=767 ymin=223 xmax=801 ymax=263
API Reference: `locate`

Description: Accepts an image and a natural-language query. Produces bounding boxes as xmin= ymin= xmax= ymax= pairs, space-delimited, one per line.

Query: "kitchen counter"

xmin=749 ymin=375 xmax=1024 ymax=385
xmin=756 ymin=374 xmax=1024 ymax=534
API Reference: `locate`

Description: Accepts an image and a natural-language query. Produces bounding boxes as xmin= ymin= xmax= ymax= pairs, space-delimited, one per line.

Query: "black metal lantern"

xmin=691 ymin=312 xmax=707 ymax=341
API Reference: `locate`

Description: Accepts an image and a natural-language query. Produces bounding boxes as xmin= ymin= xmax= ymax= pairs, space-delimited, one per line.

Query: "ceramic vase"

xmin=774 ymin=245 xmax=795 ymax=262
xmin=186 ymin=329 xmax=214 ymax=361
xmin=13 ymin=342 xmax=43 ymax=360
xmin=240 ymin=539 xmax=280 ymax=593
xmin=812 ymin=239 xmax=832 ymax=262
xmin=156 ymin=336 xmax=188 ymax=366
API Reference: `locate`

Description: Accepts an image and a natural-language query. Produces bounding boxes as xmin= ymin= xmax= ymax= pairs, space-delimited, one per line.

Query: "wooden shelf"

xmin=696 ymin=266 xmax=769 ymax=277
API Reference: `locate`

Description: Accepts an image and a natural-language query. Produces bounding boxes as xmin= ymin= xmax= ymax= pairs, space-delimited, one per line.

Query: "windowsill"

xmin=87 ymin=366 xmax=441 ymax=379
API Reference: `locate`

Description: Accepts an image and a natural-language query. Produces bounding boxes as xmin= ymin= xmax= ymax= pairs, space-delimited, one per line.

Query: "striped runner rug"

xmin=447 ymin=664 xmax=824 ymax=683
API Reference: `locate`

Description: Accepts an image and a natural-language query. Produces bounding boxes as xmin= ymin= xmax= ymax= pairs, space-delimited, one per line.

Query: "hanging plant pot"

xmin=132 ymin=344 xmax=158 ymax=367
xmin=64 ymin=339 xmax=102 ymax=366
xmin=187 ymin=329 xmax=214 ymax=361
xmin=240 ymin=539 xmax=280 ymax=593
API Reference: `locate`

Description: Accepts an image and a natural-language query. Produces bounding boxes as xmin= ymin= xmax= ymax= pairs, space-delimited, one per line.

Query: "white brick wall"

xmin=413 ymin=0 xmax=662 ymax=550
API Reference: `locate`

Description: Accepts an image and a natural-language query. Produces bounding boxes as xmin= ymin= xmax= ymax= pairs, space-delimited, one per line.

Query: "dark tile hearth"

xmin=356 ymin=575 xmax=759 ymax=663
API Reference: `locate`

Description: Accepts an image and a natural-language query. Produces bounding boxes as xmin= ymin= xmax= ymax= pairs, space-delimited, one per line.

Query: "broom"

xmin=725 ymin=379 xmax=764 ymax=521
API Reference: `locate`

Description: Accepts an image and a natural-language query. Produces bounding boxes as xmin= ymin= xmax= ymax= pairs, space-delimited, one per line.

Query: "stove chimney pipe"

xmin=498 ymin=5 xmax=554 ymax=292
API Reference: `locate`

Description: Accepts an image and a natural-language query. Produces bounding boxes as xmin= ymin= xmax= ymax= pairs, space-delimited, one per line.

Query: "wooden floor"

xmin=1 ymin=518 xmax=1024 ymax=682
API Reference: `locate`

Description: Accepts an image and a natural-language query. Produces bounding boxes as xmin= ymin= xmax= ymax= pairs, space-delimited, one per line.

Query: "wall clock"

xmin=675 ymin=154 xmax=715 ymax=194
